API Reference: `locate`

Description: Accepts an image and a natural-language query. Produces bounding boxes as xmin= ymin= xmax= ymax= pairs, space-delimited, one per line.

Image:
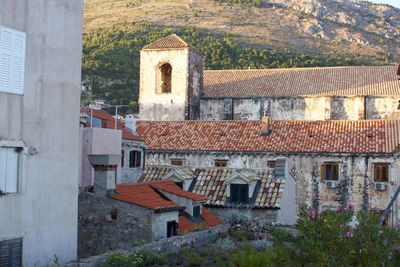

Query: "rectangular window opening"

xmin=230 ymin=184 xmax=249 ymax=204
xmin=320 ymin=163 xmax=339 ymax=181
xmin=0 ymin=238 xmax=23 ymax=267
xmin=171 ymin=159 xmax=183 ymax=166
xmin=374 ymin=163 xmax=389 ymax=182
xmin=215 ymin=159 xmax=228 ymax=168
xmin=0 ymin=147 xmax=20 ymax=194
xmin=129 ymin=150 xmax=141 ymax=168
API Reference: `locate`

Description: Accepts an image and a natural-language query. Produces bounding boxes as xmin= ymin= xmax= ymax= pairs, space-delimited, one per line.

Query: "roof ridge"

xmin=142 ymin=34 xmax=190 ymax=50
xmin=204 ymin=65 xmax=394 ymax=72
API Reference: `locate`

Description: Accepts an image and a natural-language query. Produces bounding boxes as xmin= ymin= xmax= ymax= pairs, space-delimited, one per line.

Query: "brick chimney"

xmin=261 ymin=116 xmax=272 ymax=136
xmin=87 ymin=154 xmax=120 ymax=197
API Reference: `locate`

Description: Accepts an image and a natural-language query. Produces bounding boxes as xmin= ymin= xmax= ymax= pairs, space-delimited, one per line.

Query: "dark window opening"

xmin=321 ymin=163 xmax=339 ymax=181
xmin=397 ymin=100 xmax=400 ymax=110
xmin=193 ymin=206 xmax=201 ymax=221
xmin=374 ymin=163 xmax=389 ymax=182
xmin=159 ymin=63 xmax=172 ymax=93
xmin=267 ymin=160 xmax=276 ymax=169
xmin=167 ymin=221 xmax=178 ymax=238
xmin=0 ymin=238 xmax=22 ymax=267
xmin=215 ymin=160 xmax=228 ymax=168
xmin=129 ymin=150 xmax=141 ymax=168
xmin=121 ymin=150 xmax=124 ymax=167
xmin=230 ymin=184 xmax=249 ymax=204
xmin=175 ymin=181 xmax=184 ymax=189
xmin=171 ymin=159 xmax=183 ymax=166
xmin=110 ymin=209 xmax=118 ymax=220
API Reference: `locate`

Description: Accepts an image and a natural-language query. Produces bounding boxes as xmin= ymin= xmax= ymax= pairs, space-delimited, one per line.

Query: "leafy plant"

xmin=181 ymin=249 xmax=204 ymax=266
xmin=100 ymin=251 xmax=165 ymax=267
xmin=215 ymin=237 xmax=237 ymax=251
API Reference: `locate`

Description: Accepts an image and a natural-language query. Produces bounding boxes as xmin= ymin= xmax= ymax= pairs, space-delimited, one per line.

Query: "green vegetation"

xmin=100 ymin=251 xmax=165 ymax=267
xmin=212 ymin=0 xmax=263 ymax=7
xmin=82 ymin=27 xmax=360 ymax=112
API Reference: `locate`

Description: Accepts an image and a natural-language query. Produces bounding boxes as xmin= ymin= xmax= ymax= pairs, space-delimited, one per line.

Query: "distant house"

xmin=80 ymin=108 xmax=145 ymax=188
xmin=78 ymin=154 xmax=221 ymax=257
xmin=136 ymin=118 xmax=400 ymax=226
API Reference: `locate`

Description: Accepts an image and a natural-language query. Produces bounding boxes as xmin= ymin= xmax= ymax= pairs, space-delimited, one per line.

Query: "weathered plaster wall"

xmin=187 ymin=49 xmax=204 ymax=120
xmin=234 ymin=99 xmax=262 ymax=120
xmin=81 ymin=128 xmax=122 ymax=189
xmin=139 ymin=49 xmax=192 ymax=121
xmin=330 ymin=96 xmax=365 ymax=120
xmin=120 ymin=139 xmax=145 ymax=184
xmin=200 ymin=99 xmax=226 ymax=120
xmin=78 ymin=193 xmax=154 ymax=258
xmin=0 ymin=1 xmax=83 ymax=265
xmin=366 ymin=96 xmax=400 ymax=119
xmin=152 ymin=211 xmax=179 ymax=241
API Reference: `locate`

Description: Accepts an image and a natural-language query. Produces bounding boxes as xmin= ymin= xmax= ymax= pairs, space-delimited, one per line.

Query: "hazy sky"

xmin=369 ymin=0 xmax=400 ymax=8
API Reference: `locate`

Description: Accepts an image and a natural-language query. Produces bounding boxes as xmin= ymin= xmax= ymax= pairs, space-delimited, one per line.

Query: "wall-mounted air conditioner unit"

xmin=326 ymin=180 xmax=337 ymax=189
xmin=375 ymin=182 xmax=386 ymax=191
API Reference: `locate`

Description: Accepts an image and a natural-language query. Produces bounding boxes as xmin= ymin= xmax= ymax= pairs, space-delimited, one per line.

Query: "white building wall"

xmin=0 ymin=0 xmax=83 ymax=266
xmin=152 ymin=210 xmax=179 ymax=240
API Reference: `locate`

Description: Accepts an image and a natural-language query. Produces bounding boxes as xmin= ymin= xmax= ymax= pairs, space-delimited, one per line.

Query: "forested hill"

xmin=82 ymin=0 xmax=400 ymax=113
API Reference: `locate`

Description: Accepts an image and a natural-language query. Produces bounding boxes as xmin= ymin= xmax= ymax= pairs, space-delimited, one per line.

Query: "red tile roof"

xmin=203 ymin=66 xmax=400 ymax=97
xmin=81 ymin=108 xmax=144 ymax=141
xmin=136 ymin=120 xmax=400 ymax=154
xmin=112 ymin=183 xmax=179 ymax=211
xmin=139 ymin=165 xmax=196 ymax=183
xmin=179 ymin=208 xmax=223 ymax=233
xmin=150 ymin=181 xmax=207 ymax=202
xmin=142 ymin=34 xmax=189 ymax=50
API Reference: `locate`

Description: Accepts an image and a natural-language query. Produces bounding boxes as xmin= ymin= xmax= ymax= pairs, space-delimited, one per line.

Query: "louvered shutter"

xmin=0 ymin=26 xmax=26 ymax=94
xmin=0 ymin=238 xmax=22 ymax=267
xmin=0 ymin=239 xmax=11 ymax=266
xmin=320 ymin=164 xmax=326 ymax=180
xmin=135 ymin=151 xmax=141 ymax=167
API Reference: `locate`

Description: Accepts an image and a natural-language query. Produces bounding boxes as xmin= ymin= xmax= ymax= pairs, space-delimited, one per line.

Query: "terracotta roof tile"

xmin=137 ymin=120 xmax=400 ymax=154
xmin=203 ymin=66 xmax=400 ymax=97
xmin=112 ymin=183 xmax=179 ymax=211
xmin=179 ymin=208 xmax=223 ymax=233
xmin=142 ymin=34 xmax=189 ymax=50
xmin=139 ymin=165 xmax=195 ymax=183
xmin=81 ymin=108 xmax=144 ymax=141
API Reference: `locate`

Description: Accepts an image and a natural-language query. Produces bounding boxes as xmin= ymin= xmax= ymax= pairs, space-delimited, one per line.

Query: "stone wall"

xmin=199 ymin=96 xmax=400 ymax=121
xmin=66 ymin=224 xmax=229 ymax=267
xmin=78 ymin=193 xmax=154 ymax=258
xmin=208 ymin=207 xmax=278 ymax=222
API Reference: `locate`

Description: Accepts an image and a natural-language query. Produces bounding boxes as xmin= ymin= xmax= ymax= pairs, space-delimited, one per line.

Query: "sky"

xmin=369 ymin=0 xmax=400 ymax=8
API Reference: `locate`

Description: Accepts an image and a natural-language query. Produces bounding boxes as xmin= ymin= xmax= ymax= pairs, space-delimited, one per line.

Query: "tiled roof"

xmin=136 ymin=120 xmax=400 ymax=154
xmin=80 ymin=108 xmax=144 ymax=141
xmin=139 ymin=165 xmax=196 ymax=183
xmin=112 ymin=183 xmax=179 ymax=211
xmin=142 ymin=34 xmax=189 ymax=50
xmin=179 ymin=208 xmax=223 ymax=233
xmin=150 ymin=181 xmax=207 ymax=202
xmin=203 ymin=66 xmax=400 ymax=97
xmin=192 ymin=168 xmax=284 ymax=209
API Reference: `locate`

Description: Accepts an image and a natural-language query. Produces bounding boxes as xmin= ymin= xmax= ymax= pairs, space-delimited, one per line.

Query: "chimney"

xmin=125 ymin=114 xmax=137 ymax=133
xmin=261 ymin=116 xmax=272 ymax=136
xmin=87 ymin=154 xmax=120 ymax=197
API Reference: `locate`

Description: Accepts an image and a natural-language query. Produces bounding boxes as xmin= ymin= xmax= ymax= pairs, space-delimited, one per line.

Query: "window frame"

xmin=129 ymin=150 xmax=141 ymax=168
xmin=193 ymin=205 xmax=201 ymax=221
xmin=320 ymin=162 xmax=339 ymax=181
xmin=373 ymin=163 xmax=389 ymax=182
xmin=267 ymin=160 xmax=276 ymax=169
xmin=230 ymin=183 xmax=249 ymax=204
xmin=170 ymin=159 xmax=184 ymax=166
xmin=214 ymin=159 xmax=228 ymax=168
xmin=0 ymin=146 xmax=21 ymax=194
xmin=157 ymin=63 xmax=172 ymax=94
xmin=0 ymin=238 xmax=23 ymax=267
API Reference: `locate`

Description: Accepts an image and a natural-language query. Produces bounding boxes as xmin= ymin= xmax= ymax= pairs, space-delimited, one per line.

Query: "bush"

xmin=181 ymin=249 xmax=204 ymax=266
xmin=215 ymin=237 xmax=237 ymax=251
xmin=100 ymin=251 xmax=165 ymax=267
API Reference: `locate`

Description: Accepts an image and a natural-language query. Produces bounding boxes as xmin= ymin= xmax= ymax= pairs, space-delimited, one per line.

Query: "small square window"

xmin=374 ymin=163 xmax=389 ymax=182
xmin=0 ymin=147 xmax=21 ymax=194
xmin=230 ymin=184 xmax=249 ymax=204
xmin=175 ymin=181 xmax=184 ymax=189
xmin=171 ymin=159 xmax=183 ymax=166
xmin=321 ymin=163 xmax=339 ymax=181
xmin=267 ymin=160 xmax=276 ymax=169
xmin=215 ymin=160 xmax=228 ymax=168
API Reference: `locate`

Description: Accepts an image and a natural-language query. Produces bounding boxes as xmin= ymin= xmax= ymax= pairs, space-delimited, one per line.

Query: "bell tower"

xmin=138 ymin=34 xmax=203 ymax=121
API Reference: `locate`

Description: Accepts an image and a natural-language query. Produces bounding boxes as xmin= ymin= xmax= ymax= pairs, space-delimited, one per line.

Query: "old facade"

xmin=0 ymin=1 xmax=84 ymax=265
xmin=136 ymin=119 xmax=400 ymax=225
xmin=138 ymin=35 xmax=400 ymax=121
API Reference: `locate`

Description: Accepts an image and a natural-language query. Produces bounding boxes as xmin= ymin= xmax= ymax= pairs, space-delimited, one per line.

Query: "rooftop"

xmin=136 ymin=120 xmax=400 ymax=155
xmin=203 ymin=66 xmax=400 ymax=98
xmin=142 ymin=34 xmax=190 ymax=50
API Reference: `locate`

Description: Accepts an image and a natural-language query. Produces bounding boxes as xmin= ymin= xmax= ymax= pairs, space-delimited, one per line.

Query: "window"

xmin=374 ymin=163 xmax=389 ymax=182
xmin=121 ymin=150 xmax=124 ymax=167
xmin=230 ymin=184 xmax=249 ymax=204
xmin=129 ymin=150 xmax=141 ymax=168
xmin=0 ymin=238 xmax=23 ymax=267
xmin=321 ymin=163 xmax=339 ymax=181
xmin=215 ymin=159 xmax=228 ymax=168
xmin=0 ymin=147 xmax=20 ymax=194
xmin=175 ymin=181 xmax=184 ymax=189
xmin=267 ymin=160 xmax=276 ymax=169
xmin=158 ymin=63 xmax=172 ymax=93
xmin=171 ymin=159 xmax=183 ymax=166
xmin=0 ymin=26 xmax=26 ymax=95
xmin=166 ymin=221 xmax=178 ymax=238
xmin=193 ymin=205 xmax=201 ymax=221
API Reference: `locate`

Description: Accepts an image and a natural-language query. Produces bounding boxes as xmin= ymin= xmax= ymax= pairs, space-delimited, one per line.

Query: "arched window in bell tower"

xmin=158 ymin=63 xmax=172 ymax=93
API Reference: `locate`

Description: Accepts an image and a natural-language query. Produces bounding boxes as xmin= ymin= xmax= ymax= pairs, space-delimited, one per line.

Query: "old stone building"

xmin=136 ymin=119 xmax=400 ymax=225
xmin=138 ymin=35 xmax=400 ymax=121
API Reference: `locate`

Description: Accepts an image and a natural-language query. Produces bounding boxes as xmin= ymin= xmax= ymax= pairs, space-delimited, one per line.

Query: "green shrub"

xmin=100 ymin=251 xmax=165 ymax=267
xmin=181 ymin=249 xmax=204 ymax=266
xmin=229 ymin=229 xmax=252 ymax=241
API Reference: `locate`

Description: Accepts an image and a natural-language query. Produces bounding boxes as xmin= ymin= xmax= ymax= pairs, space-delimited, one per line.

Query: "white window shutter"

xmin=0 ymin=26 xmax=26 ymax=94
xmin=0 ymin=148 xmax=7 ymax=192
xmin=5 ymin=148 xmax=19 ymax=193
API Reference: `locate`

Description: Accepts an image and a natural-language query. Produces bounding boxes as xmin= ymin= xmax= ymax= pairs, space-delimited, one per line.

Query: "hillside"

xmin=82 ymin=0 xmax=400 ymax=112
